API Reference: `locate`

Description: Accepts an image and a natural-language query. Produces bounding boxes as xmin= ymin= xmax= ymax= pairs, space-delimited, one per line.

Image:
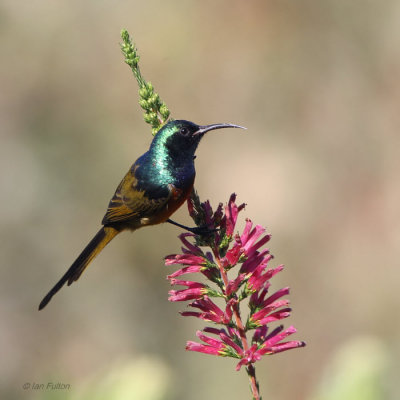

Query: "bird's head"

xmin=151 ymin=120 xmax=245 ymax=159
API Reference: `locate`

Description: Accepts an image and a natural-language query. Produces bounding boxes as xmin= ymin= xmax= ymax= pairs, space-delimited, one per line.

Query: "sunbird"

xmin=39 ymin=120 xmax=244 ymax=310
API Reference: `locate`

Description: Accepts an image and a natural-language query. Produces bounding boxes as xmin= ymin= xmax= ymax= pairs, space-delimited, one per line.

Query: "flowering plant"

xmin=166 ymin=192 xmax=305 ymax=399
xmin=120 ymin=29 xmax=305 ymax=400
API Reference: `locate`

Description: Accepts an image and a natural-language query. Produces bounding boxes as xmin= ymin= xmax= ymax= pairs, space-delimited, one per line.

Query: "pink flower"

xmin=256 ymin=325 xmax=306 ymax=356
xmin=181 ymin=296 xmax=233 ymax=324
xmin=222 ymin=236 xmax=242 ymax=266
xmin=167 ymin=265 xmax=204 ymax=279
xmin=186 ymin=331 xmax=226 ymax=355
xmin=165 ymin=253 xmax=205 ymax=266
xmin=250 ymin=285 xmax=289 ymax=310
xmin=186 ymin=328 xmax=244 ymax=359
xmin=240 ymin=249 xmax=270 ymax=274
xmin=240 ymin=220 xmax=271 ymax=258
xmin=185 ymin=341 xmax=223 ymax=355
xmin=226 ymin=274 xmax=246 ymax=296
xmin=236 ymin=326 xmax=305 ymax=370
xmin=247 ymin=262 xmax=281 ymax=292
xmin=168 ymin=280 xmax=208 ymax=302
xmin=251 ymin=304 xmax=292 ymax=326
xmin=222 ymin=193 xmax=246 ymax=237
xmin=178 ymin=233 xmax=203 ymax=255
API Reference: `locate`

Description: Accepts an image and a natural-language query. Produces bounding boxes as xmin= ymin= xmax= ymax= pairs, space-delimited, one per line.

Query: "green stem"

xmin=246 ymin=364 xmax=261 ymax=400
xmin=211 ymin=247 xmax=261 ymax=400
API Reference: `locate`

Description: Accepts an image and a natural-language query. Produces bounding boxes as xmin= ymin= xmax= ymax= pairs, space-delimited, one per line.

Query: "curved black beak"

xmin=195 ymin=123 xmax=246 ymax=135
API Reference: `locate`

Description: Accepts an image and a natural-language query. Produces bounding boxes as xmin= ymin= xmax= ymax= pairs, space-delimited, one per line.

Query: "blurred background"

xmin=1 ymin=1 xmax=399 ymax=399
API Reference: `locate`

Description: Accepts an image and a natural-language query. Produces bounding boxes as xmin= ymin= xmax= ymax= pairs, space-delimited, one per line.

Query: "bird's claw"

xmin=188 ymin=225 xmax=219 ymax=236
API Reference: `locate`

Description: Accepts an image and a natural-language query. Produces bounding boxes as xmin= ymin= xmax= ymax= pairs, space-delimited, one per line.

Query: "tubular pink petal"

xmin=189 ymin=297 xmax=225 ymax=322
xmin=252 ymin=325 xmax=270 ymax=343
xmin=224 ymin=239 xmax=242 ymax=266
xmin=260 ymin=340 xmax=306 ymax=355
xmin=186 ymin=342 xmax=223 ymax=355
xmin=260 ymin=286 xmax=290 ymax=307
xmin=235 ymin=358 xmax=248 ymax=371
xmin=165 ymin=253 xmax=205 ymax=266
xmin=179 ymin=233 xmax=203 ymax=254
xmin=242 ymin=225 xmax=267 ymax=254
xmin=265 ymin=326 xmax=297 ymax=347
xmin=225 ymin=193 xmax=240 ymax=236
xmin=197 ymin=331 xmax=224 ymax=348
xmin=203 ymin=327 xmax=225 ymax=335
xmin=219 ymin=332 xmax=243 ymax=355
xmin=169 ymin=279 xmax=205 ymax=288
xmin=257 ymin=309 xmax=292 ymax=325
xmin=180 ymin=311 xmax=202 ymax=318
xmin=245 ymin=234 xmax=271 ymax=258
xmin=226 ymin=274 xmax=246 ymax=296
xmin=251 ymin=300 xmax=290 ymax=322
xmin=168 ymin=287 xmax=205 ymax=302
xmin=167 ymin=265 xmax=203 ymax=279
xmin=223 ymin=302 xmax=234 ymax=323
xmin=264 ymin=325 xmax=285 ymax=341
xmin=240 ymin=219 xmax=253 ymax=244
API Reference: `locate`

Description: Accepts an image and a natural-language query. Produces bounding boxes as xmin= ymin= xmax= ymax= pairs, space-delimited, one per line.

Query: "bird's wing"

xmin=102 ymin=166 xmax=173 ymax=226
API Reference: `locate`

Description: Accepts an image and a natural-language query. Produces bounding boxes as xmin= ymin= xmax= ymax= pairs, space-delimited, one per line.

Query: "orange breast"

xmin=153 ymin=180 xmax=195 ymax=224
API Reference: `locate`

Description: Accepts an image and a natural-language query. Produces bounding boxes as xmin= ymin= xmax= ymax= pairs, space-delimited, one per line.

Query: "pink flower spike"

xmin=166 ymin=193 xmax=306 ymax=397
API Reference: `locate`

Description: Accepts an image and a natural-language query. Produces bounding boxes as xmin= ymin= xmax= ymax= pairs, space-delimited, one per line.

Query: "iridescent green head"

xmin=150 ymin=120 xmax=245 ymax=159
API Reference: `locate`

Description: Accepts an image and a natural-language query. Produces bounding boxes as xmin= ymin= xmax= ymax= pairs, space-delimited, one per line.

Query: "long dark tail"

xmin=38 ymin=226 xmax=119 ymax=310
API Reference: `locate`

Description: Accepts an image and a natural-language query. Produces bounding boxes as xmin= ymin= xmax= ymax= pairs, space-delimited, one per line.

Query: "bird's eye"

xmin=180 ymin=127 xmax=189 ymax=136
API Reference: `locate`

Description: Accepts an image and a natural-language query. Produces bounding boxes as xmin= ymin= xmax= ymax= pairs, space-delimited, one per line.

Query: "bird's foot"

xmin=166 ymin=219 xmax=218 ymax=236
xmin=187 ymin=225 xmax=219 ymax=236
